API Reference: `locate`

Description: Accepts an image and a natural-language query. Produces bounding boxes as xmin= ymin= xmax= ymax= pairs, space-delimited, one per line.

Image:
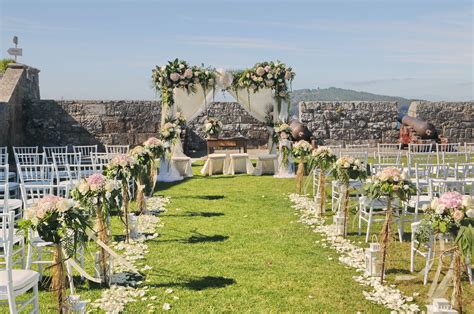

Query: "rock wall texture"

xmin=23 ymin=100 xmax=268 ymax=151
xmin=408 ymin=101 xmax=474 ymax=143
xmin=299 ymin=101 xmax=399 ymax=144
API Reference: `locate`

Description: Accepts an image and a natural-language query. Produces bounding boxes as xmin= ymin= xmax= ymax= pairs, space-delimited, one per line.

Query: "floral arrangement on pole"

xmin=152 ymin=59 xmax=217 ymax=108
xmin=292 ymin=140 xmax=313 ymax=194
xmin=331 ymin=156 xmax=367 ymax=238
xmin=229 ymin=61 xmax=295 ymax=113
xmin=71 ymin=174 xmax=121 ymax=286
xmin=160 ymin=117 xmax=181 ymax=158
xmin=204 ymin=117 xmax=223 ymax=139
xmin=274 ymin=122 xmax=293 ymax=166
xmin=104 ymin=154 xmax=136 ymax=242
xmin=365 ymin=167 xmax=416 ymax=283
xmin=129 ymin=146 xmax=154 ymax=214
xmin=143 ymin=137 xmax=166 ymax=195
xmin=175 ymin=111 xmax=187 ymax=130
xmin=309 ymin=146 xmax=337 ymax=216
xmin=419 ymin=192 xmax=473 ymax=312
xmin=19 ymin=196 xmax=89 ymax=312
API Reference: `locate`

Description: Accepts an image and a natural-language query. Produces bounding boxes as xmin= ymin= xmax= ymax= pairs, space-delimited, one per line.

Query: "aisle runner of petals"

xmin=289 ymin=194 xmax=420 ymax=313
xmin=91 ymin=196 xmax=174 ymax=313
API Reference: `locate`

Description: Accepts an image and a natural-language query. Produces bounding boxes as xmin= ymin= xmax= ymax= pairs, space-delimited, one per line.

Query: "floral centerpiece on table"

xmin=309 ymin=146 xmax=337 ymax=215
xmin=204 ymin=117 xmax=223 ymax=138
xmin=152 ymin=59 xmax=217 ymax=108
xmin=331 ymin=156 xmax=367 ymax=238
xmin=71 ymin=174 xmax=121 ymax=286
xmin=229 ymin=61 xmax=295 ymax=113
xmin=292 ymin=140 xmax=313 ymax=194
xmin=419 ymin=192 xmax=473 ymax=312
xmin=19 ymin=195 xmax=89 ymax=311
xmin=129 ymin=146 xmax=154 ymax=213
xmin=365 ymin=167 xmax=416 ymax=282
xmin=104 ymin=154 xmax=137 ymax=242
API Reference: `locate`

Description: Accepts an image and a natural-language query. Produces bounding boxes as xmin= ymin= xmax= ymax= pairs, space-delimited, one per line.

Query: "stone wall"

xmin=299 ymin=101 xmax=399 ymax=144
xmin=408 ymin=101 xmax=474 ymax=142
xmin=23 ymin=100 xmax=268 ymax=152
xmin=24 ymin=100 xmax=162 ymax=148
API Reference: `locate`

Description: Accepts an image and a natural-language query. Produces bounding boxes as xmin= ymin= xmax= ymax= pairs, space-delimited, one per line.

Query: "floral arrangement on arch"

xmin=204 ymin=118 xmax=223 ymax=138
xmin=152 ymin=59 xmax=217 ymax=108
xmin=160 ymin=118 xmax=182 ymax=143
xmin=229 ymin=61 xmax=295 ymax=109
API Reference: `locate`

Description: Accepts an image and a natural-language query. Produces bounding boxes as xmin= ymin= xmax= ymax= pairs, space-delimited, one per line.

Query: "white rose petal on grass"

xmin=163 ymin=303 xmax=171 ymax=311
xmin=173 ymin=296 xmax=180 ymax=300
xmin=165 ymin=288 xmax=174 ymax=294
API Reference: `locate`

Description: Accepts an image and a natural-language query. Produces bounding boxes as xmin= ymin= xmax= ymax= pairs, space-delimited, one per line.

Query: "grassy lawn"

xmin=8 ymin=161 xmax=473 ymax=313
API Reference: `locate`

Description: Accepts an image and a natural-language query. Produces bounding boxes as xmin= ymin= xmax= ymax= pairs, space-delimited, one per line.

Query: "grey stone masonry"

xmin=299 ymin=101 xmax=399 ymax=144
xmin=408 ymin=101 xmax=474 ymax=142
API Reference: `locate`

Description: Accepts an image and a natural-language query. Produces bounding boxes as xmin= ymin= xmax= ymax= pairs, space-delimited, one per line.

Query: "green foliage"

xmin=0 ymin=58 xmax=15 ymax=74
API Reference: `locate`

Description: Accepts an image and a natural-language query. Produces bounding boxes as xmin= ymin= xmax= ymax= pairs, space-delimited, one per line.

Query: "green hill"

xmin=290 ymin=87 xmax=413 ymax=113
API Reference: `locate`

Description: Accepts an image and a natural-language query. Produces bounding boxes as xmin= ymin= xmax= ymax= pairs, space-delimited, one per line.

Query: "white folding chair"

xmin=358 ymin=196 xmax=404 ymax=242
xmin=0 ymin=149 xmax=16 ymax=184
xmin=43 ymin=146 xmax=68 ymax=164
xmin=73 ymin=145 xmax=98 ymax=164
xmin=0 ymin=165 xmax=22 ymax=223
xmin=0 ymin=211 xmax=39 ymax=314
xmin=105 ymin=145 xmax=129 ymax=156
xmin=17 ymin=164 xmax=54 ymax=187
xmin=51 ymin=153 xmax=81 ymax=197
xmin=12 ymin=147 xmax=38 ymax=155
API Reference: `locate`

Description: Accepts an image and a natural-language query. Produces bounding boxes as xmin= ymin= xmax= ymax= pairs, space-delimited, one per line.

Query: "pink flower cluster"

xmin=438 ymin=191 xmax=463 ymax=210
xmin=144 ymin=137 xmax=161 ymax=147
xmin=25 ymin=195 xmax=74 ymax=220
xmin=86 ymin=173 xmax=106 ymax=191
xmin=111 ymin=154 xmax=135 ymax=167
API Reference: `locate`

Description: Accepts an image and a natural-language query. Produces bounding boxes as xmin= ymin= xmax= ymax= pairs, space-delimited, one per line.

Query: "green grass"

xmin=6 ymin=161 xmax=473 ymax=313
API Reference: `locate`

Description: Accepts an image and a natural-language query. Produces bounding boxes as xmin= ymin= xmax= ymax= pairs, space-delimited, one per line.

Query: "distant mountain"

xmin=290 ymin=87 xmax=413 ymax=113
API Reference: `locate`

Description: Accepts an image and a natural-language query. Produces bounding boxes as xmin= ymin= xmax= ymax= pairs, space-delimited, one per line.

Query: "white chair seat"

xmin=0 ymin=199 xmax=22 ymax=211
xmin=0 ymin=182 xmax=19 ymax=191
xmin=0 ymin=270 xmax=39 ymax=294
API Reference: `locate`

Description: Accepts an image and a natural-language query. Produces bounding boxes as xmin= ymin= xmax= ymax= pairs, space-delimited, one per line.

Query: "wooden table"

xmin=206 ymin=137 xmax=248 ymax=155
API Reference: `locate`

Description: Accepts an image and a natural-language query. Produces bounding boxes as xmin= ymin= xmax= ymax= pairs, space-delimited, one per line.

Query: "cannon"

xmin=397 ymin=114 xmax=442 ymax=146
xmin=290 ymin=119 xmax=312 ymax=142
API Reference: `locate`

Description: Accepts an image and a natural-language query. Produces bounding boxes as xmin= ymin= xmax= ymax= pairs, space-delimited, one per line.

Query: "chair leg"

xmin=466 ymin=257 xmax=473 ymax=285
xmin=37 ymin=247 xmax=43 ymax=281
xmin=7 ymin=287 xmax=17 ymax=314
xmin=26 ymin=243 xmax=33 ymax=270
xmin=410 ymin=244 xmax=415 ymax=273
xmin=33 ymin=283 xmax=39 ymax=314
xmin=365 ymin=215 xmax=371 ymax=243
xmin=358 ymin=209 xmax=362 ymax=236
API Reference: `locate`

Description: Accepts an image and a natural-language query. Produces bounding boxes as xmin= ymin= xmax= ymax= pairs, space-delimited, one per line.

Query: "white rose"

xmin=78 ymin=181 xmax=89 ymax=194
xmin=466 ymin=209 xmax=474 ymax=218
xmin=435 ymin=204 xmax=446 ymax=215
xmin=462 ymin=196 xmax=473 ymax=209
xmin=57 ymin=199 xmax=74 ymax=212
xmin=403 ymin=185 xmax=409 ymax=190
xmin=430 ymin=198 xmax=439 ymax=210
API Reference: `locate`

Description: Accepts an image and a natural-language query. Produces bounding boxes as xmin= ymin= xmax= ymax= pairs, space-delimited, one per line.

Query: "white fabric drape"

xmin=227 ymin=88 xmax=275 ymax=123
xmin=173 ymin=85 xmax=215 ymax=121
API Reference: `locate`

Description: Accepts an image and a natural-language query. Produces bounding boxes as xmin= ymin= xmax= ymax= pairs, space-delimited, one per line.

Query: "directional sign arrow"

xmin=7 ymin=48 xmax=22 ymax=56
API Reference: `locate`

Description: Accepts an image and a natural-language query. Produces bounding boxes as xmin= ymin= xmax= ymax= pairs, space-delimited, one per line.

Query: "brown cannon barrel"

xmin=290 ymin=119 xmax=312 ymax=141
xmin=400 ymin=116 xmax=438 ymax=139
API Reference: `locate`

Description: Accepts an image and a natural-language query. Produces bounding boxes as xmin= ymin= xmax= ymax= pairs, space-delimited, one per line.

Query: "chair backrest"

xmin=105 ymin=145 xmax=129 ymax=156
xmin=439 ymin=152 xmax=466 ymax=165
xmin=376 ymin=151 xmax=402 ymax=165
xmin=343 ymin=151 xmax=368 ymax=166
xmin=14 ymin=152 xmax=46 ymax=166
xmin=51 ymin=152 xmax=80 ymax=183
xmin=20 ymin=184 xmax=54 ymax=210
xmin=407 ymin=151 xmax=434 ymax=176
xmin=43 ymin=146 xmax=68 ymax=163
xmin=345 ymin=144 xmax=370 ymax=152
xmin=0 ymin=165 xmax=10 ymax=214
xmin=91 ymin=152 xmax=112 ymax=171
xmin=326 ymin=145 xmax=343 ymax=157
xmin=17 ymin=164 xmax=54 ymax=185
xmin=0 ymin=211 xmax=17 ymax=281
xmin=73 ymin=145 xmax=98 ymax=163
xmin=13 ymin=146 xmax=38 ymax=155
xmin=429 ymin=178 xmax=466 ymax=196
xmin=371 ymin=163 xmax=404 ymax=175
xmin=455 ymin=163 xmax=474 ymax=180
xmin=68 ymin=163 xmax=100 ymax=181
xmin=436 ymin=143 xmax=461 ymax=153
xmin=0 ymin=152 xmax=8 ymax=168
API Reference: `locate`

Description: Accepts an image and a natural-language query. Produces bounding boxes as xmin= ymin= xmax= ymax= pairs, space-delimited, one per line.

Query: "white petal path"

xmin=288 ymin=193 xmax=420 ymax=313
xmin=91 ymin=196 xmax=175 ymax=313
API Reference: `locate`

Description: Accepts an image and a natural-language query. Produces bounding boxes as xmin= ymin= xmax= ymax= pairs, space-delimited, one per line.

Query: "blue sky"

xmin=1 ymin=0 xmax=472 ymax=101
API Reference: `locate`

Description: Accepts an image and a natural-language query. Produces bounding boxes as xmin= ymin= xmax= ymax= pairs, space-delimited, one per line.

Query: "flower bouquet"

xmin=309 ymin=146 xmax=337 ymax=215
xmin=292 ymin=140 xmax=313 ymax=194
xmin=71 ymin=174 xmax=121 ymax=286
xmin=365 ymin=167 xmax=416 ymax=282
xmin=143 ymin=137 xmax=166 ymax=194
xmin=129 ymin=145 xmax=154 ymax=214
xmin=104 ymin=154 xmax=137 ymax=242
xmin=331 ymin=156 xmax=367 ymax=237
xmin=420 ymin=192 xmax=474 ymax=311
xmin=175 ymin=111 xmax=187 ymax=130
xmin=204 ymin=118 xmax=223 ymax=139
xmin=19 ymin=196 xmax=89 ymax=312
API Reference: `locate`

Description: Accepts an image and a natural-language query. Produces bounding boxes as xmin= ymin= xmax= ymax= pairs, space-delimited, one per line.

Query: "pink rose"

xmin=184 ymin=69 xmax=193 ymax=79
xmin=170 ymin=73 xmax=180 ymax=82
xmin=86 ymin=173 xmax=106 ymax=191
xmin=264 ymin=65 xmax=271 ymax=72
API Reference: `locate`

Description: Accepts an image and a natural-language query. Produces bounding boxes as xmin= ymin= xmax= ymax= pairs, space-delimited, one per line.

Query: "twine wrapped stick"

xmin=318 ymin=171 xmax=326 ymax=216
xmin=96 ymin=200 xmax=110 ymax=286
xmin=379 ymin=197 xmax=392 ymax=283
xmin=51 ymin=245 xmax=66 ymax=313
xmin=342 ymin=184 xmax=350 ymax=238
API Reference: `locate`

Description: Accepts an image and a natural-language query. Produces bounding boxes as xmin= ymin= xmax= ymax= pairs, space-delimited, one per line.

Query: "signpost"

xmin=7 ymin=36 xmax=22 ymax=62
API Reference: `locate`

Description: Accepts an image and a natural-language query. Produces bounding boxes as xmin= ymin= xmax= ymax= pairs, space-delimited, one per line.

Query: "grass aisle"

xmin=138 ymin=165 xmax=386 ymax=313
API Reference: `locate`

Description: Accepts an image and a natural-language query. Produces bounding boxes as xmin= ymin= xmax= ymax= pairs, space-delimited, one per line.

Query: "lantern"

xmin=128 ymin=213 xmax=140 ymax=239
xmin=333 ymin=211 xmax=345 ymax=236
xmin=427 ymin=298 xmax=457 ymax=314
xmin=68 ymin=295 xmax=88 ymax=314
xmin=365 ymin=242 xmax=381 ymax=277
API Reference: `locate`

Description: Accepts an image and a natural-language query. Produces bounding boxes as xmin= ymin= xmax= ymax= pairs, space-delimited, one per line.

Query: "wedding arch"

xmin=151 ymin=59 xmax=295 ymax=181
